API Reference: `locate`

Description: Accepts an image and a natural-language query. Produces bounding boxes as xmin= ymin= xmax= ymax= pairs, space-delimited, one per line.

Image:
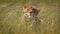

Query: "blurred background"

xmin=0 ymin=0 xmax=60 ymax=34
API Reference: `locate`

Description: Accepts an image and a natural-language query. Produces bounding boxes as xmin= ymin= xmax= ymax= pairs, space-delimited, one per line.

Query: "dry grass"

xmin=0 ymin=0 xmax=60 ymax=34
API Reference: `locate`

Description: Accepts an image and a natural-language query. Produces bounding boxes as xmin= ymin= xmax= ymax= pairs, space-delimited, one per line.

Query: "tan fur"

xmin=21 ymin=6 xmax=40 ymax=23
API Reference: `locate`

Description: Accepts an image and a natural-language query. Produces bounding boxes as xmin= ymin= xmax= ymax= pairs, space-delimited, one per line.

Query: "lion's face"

xmin=23 ymin=6 xmax=40 ymax=18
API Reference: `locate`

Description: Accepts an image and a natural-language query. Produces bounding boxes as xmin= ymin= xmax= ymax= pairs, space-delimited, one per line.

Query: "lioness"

xmin=21 ymin=6 xmax=40 ymax=23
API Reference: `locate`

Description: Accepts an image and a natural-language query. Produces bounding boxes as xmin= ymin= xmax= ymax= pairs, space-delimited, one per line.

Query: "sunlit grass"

xmin=0 ymin=0 xmax=60 ymax=34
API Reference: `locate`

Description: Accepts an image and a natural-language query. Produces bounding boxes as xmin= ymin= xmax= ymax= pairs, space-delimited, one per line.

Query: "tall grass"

xmin=0 ymin=0 xmax=60 ymax=34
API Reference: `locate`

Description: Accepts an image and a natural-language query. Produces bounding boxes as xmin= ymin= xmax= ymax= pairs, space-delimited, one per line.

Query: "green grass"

xmin=0 ymin=0 xmax=60 ymax=34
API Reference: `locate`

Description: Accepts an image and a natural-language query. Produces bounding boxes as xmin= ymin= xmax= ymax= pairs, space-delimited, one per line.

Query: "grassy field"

xmin=0 ymin=0 xmax=60 ymax=34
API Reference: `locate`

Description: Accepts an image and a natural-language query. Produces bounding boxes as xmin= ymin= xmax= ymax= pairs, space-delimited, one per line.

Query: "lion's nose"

xmin=29 ymin=12 xmax=32 ymax=13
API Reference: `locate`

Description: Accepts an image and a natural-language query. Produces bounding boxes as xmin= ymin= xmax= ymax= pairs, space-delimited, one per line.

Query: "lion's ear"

xmin=23 ymin=6 xmax=27 ymax=9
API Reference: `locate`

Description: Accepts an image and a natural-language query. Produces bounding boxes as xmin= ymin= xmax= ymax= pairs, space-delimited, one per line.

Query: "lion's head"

xmin=23 ymin=6 xmax=40 ymax=18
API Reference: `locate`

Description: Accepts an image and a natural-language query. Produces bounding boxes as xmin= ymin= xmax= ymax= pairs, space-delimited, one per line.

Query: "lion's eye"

xmin=32 ymin=9 xmax=35 ymax=10
xmin=27 ymin=9 xmax=29 ymax=10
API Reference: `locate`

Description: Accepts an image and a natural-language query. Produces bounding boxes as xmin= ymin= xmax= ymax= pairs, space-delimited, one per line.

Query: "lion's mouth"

xmin=27 ymin=12 xmax=34 ymax=18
